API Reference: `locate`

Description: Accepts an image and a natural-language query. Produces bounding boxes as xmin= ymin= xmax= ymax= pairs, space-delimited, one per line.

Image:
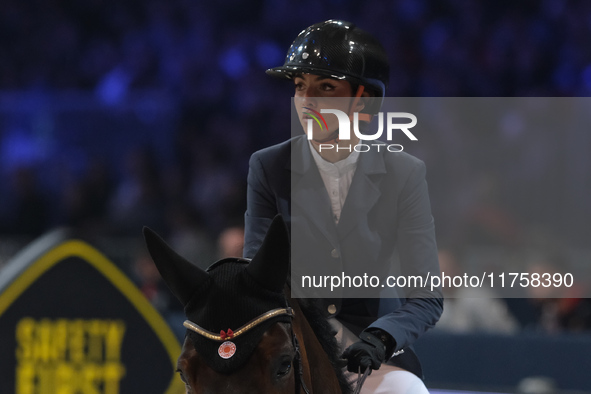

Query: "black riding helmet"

xmin=267 ymin=20 xmax=390 ymax=114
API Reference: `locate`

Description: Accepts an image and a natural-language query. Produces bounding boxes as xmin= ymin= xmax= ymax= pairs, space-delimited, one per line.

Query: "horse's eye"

xmin=177 ymin=370 xmax=187 ymax=384
xmin=177 ymin=370 xmax=194 ymax=393
xmin=276 ymin=359 xmax=292 ymax=377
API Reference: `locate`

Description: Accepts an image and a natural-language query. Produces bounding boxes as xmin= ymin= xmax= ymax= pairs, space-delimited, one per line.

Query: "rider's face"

xmin=293 ymin=74 xmax=359 ymax=141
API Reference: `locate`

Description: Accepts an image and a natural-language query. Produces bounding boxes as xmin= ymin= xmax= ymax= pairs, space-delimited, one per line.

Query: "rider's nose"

xmin=301 ymin=92 xmax=317 ymax=108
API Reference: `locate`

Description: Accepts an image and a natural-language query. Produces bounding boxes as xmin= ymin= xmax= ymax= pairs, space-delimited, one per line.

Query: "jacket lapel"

xmin=290 ymin=137 xmax=339 ymax=246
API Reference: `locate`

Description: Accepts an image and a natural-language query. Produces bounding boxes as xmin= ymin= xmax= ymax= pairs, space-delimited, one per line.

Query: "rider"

xmin=244 ymin=20 xmax=442 ymax=393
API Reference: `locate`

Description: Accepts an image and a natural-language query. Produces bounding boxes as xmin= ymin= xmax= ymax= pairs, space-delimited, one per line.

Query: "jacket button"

xmin=331 ymin=249 xmax=339 ymax=258
xmin=327 ymin=304 xmax=337 ymax=314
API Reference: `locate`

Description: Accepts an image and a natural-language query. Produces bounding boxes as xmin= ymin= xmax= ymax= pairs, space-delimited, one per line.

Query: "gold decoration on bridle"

xmin=183 ymin=307 xmax=294 ymax=342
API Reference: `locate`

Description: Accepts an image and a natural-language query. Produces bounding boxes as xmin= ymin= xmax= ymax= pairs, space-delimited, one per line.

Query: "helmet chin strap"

xmin=312 ymin=85 xmax=368 ymax=144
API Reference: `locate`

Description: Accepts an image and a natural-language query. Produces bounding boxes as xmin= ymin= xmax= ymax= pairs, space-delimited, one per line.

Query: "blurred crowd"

xmin=3 ymin=0 xmax=591 ymax=96
xmin=1 ymin=0 xmax=591 ymax=338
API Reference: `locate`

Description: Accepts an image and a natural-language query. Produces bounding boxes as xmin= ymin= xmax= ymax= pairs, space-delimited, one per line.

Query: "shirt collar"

xmin=308 ymin=141 xmax=360 ymax=176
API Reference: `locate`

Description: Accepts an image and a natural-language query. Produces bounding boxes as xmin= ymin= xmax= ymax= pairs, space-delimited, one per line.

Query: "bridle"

xmin=183 ymin=307 xmax=294 ymax=341
xmin=290 ymin=324 xmax=311 ymax=394
xmin=183 ymin=306 xmax=367 ymax=393
xmin=183 ymin=306 xmax=312 ymax=394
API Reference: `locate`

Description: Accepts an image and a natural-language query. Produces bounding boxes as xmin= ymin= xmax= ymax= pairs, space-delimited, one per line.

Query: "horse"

xmin=143 ymin=215 xmax=351 ymax=393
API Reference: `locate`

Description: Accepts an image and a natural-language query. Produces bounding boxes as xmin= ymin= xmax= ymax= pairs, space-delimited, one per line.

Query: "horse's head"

xmin=143 ymin=216 xmax=301 ymax=393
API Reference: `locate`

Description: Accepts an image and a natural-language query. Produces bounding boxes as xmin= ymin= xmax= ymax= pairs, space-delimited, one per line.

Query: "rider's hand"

xmin=341 ymin=329 xmax=393 ymax=373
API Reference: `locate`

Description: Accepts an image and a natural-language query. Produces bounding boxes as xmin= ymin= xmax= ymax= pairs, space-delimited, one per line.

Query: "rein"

xmin=352 ymin=368 xmax=370 ymax=394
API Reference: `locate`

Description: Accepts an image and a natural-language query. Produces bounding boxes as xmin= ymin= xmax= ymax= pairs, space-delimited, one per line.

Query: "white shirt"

xmin=308 ymin=142 xmax=360 ymax=224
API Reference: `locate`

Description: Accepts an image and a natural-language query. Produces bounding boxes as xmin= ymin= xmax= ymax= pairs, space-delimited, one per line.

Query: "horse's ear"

xmin=143 ymin=226 xmax=209 ymax=305
xmin=247 ymin=215 xmax=290 ymax=293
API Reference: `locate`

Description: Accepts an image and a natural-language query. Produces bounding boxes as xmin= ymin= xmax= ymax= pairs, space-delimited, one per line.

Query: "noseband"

xmin=183 ymin=307 xmax=311 ymax=394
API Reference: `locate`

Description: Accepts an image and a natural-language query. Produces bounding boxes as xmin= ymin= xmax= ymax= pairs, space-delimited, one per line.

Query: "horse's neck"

xmin=286 ymin=290 xmax=345 ymax=394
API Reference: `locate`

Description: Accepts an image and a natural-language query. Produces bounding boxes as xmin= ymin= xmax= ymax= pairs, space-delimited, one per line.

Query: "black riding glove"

xmin=341 ymin=329 xmax=393 ymax=373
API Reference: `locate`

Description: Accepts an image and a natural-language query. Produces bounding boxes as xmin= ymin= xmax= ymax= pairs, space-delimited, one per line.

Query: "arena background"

xmin=1 ymin=1 xmax=590 ymax=392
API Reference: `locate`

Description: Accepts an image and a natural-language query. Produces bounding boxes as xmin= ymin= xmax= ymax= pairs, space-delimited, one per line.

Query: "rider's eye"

xmin=321 ymin=83 xmax=336 ymax=91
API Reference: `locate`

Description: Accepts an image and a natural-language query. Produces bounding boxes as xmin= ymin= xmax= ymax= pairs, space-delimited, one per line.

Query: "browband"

xmin=183 ymin=307 xmax=294 ymax=342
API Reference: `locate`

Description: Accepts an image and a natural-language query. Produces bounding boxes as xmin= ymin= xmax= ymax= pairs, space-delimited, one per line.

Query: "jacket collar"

xmin=290 ymin=135 xmax=387 ymax=244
